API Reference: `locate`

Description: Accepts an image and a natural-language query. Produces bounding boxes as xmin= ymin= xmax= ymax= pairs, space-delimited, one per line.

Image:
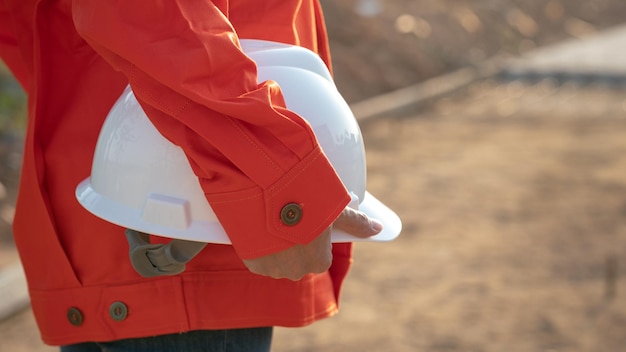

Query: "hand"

xmin=243 ymin=207 xmax=383 ymax=281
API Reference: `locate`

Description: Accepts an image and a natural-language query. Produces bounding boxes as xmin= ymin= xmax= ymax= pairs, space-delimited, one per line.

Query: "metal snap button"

xmin=67 ymin=307 xmax=84 ymax=326
xmin=280 ymin=203 xmax=302 ymax=226
xmin=109 ymin=301 xmax=128 ymax=321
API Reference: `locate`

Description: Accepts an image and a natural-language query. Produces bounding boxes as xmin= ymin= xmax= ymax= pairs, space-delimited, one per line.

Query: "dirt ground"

xmin=270 ymin=80 xmax=626 ymax=351
xmin=2 ymin=1 xmax=626 ymax=351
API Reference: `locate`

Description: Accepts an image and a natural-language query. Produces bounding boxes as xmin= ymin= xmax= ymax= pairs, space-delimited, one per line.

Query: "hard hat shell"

xmin=76 ymin=39 xmax=401 ymax=244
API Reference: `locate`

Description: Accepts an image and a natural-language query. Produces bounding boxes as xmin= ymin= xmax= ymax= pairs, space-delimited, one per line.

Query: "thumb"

xmin=333 ymin=207 xmax=383 ymax=238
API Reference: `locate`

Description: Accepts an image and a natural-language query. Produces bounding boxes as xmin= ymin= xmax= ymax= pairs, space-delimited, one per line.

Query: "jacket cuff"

xmin=204 ymin=147 xmax=350 ymax=259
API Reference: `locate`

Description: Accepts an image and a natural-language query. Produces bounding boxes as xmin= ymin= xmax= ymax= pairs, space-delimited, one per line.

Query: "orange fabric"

xmin=0 ymin=0 xmax=354 ymax=346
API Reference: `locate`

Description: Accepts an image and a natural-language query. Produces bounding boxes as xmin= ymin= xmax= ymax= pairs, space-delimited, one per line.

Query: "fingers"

xmin=333 ymin=207 xmax=383 ymax=238
xmin=241 ymin=208 xmax=382 ymax=281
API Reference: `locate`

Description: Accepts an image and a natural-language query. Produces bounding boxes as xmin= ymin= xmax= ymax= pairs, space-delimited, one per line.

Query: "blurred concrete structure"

xmin=504 ymin=24 xmax=626 ymax=83
xmin=352 ymin=24 xmax=626 ymax=122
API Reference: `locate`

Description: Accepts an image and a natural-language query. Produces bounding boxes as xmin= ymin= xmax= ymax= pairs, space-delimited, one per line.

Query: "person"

xmin=0 ymin=1 xmax=383 ymax=351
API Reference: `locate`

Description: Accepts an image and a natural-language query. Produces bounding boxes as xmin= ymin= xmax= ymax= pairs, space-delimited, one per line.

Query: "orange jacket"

xmin=0 ymin=0 xmax=353 ymax=346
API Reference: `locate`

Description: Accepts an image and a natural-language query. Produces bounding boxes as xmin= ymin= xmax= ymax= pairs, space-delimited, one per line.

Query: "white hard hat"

xmin=76 ymin=39 xmax=401 ymax=244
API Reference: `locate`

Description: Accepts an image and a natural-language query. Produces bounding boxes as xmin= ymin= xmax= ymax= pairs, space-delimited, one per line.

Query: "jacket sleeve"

xmin=71 ymin=0 xmax=350 ymax=259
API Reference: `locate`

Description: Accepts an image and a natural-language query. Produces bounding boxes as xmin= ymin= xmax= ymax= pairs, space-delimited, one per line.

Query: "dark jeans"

xmin=60 ymin=327 xmax=273 ymax=352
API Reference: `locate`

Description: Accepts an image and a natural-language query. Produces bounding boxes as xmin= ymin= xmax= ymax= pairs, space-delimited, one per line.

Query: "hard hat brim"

xmin=331 ymin=191 xmax=402 ymax=243
xmin=77 ymin=178 xmax=400 ymax=244
xmin=76 ymin=177 xmax=231 ymax=244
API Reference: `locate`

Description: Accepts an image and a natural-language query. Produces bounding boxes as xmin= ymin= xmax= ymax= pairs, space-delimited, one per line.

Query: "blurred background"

xmin=2 ymin=0 xmax=626 ymax=351
xmin=324 ymin=0 xmax=626 ymax=102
